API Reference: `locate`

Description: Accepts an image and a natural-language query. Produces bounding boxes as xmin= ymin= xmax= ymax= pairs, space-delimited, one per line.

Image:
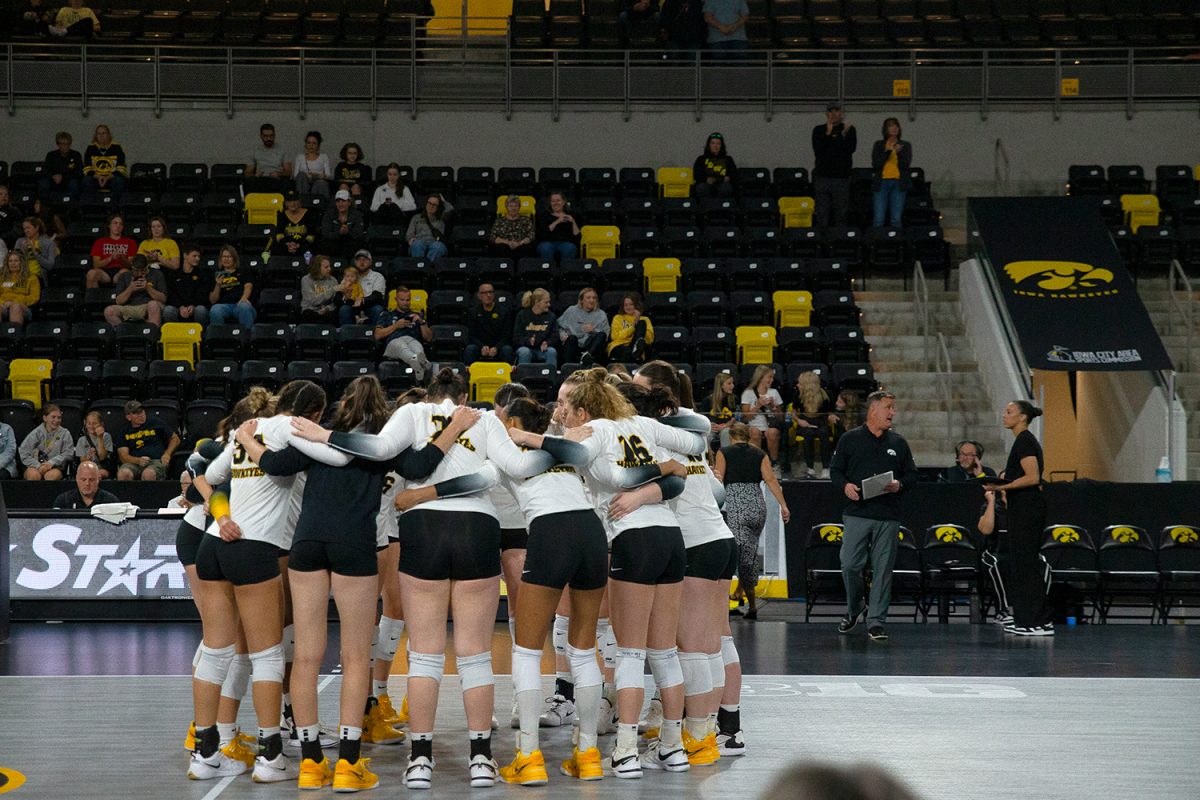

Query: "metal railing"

xmin=914 ymin=259 xmax=957 ymax=443
xmin=4 ymin=39 xmax=1198 ymax=118
xmin=1166 ymin=258 xmax=1196 ymax=373
xmin=934 ymin=330 xmax=954 ymax=445
xmin=914 ymin=258 xmax=931 ymax=370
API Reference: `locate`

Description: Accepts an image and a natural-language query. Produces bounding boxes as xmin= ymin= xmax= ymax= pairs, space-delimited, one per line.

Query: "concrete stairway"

xmin=856 ymin=277 xmax=1008 ymax=472
xmin=1135 ymin=281 xmax=1200 ymax=481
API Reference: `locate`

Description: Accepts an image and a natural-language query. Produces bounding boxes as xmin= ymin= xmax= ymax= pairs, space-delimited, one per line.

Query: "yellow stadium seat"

xmin=390 ymin=288 xmax=428 ymax=314
xmin=657 ymin=167 xmax=694 ymax=199
xmin=7 ymin=358 xmax=53 ymax=408
xmin=1120 ymin=194 xmax=1160 ymax=232
xmin=495 ymin=195 xmax=537 ymax=217
xmin=581 ymin=225 xmax=620 ymax=261
xmin=245 ymin=192 xmax=284 ymax=225
xmin=160 ymin=322 xmax=202 ymax=367
xmin=736 ymin=326 xmax=777 ymax=365
xmin=642 ymin=258 xmax=681 ymax=293
xmin=778 ymin=196 xmax=815 ymax=228
xmin=773 ymin=290 xmax=813 ymax=328
xmin=469 ymin=361 xmax=513 ymax=403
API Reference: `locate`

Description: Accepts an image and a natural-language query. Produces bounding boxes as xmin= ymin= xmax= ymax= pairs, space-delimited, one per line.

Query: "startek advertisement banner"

xmin=968 ymin=197 xmax=1172 ymax=372
xmin=7 ymin=516 xmax=191 ymax=599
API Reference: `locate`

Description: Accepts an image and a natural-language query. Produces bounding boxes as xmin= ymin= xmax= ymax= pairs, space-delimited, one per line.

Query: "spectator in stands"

xmin=321 ymin=189 xmax=366 ymax=258
xmin=269 ymin=190 xmax=317 ymax=258
xmin=463 ymin=282 xmax=514 ymax=365
xmin=86 ymin=213 xmax=136 ymax=288
xmin=406 ymin=194 xmax=449 ymax=260
xmin=789 ymin=370 xmax=835 ymax=479
xmin=117 ymin=400 xmax=180 ymax=481
xmin=207 ymin=244 xmax=256 ymax=327
xmin=740 ymin=364 xmax=784 ymax=475
xmin=163 ymin=243 xmax=210 ymax=324
xmin=0 ymin=420 xmax=17 ymax=479
xmin=294 ymin=130 xmax=333 ymax=197
xmin=619 ymin=0 xmax=659 ymax=40
xmin=0 ymin=250 xmax=40 ymax=326
xmin=702 ymin=0 xmax=749 ymax=58
xmin=15 ymin=217 xmax=57 ymax=283
xmin=166 ymin=470 xmax=193 ymax=509
xmin=535 ymin=191 xmax=581 ymax=263
xmin=137 ymin=216 xmax=180 ymax=271
xmin=19 ymin=403 xmax=72 ymax=481
xmin=50 ymin=0 xmax=100 ymax=38
xmin=693 ymin=132 xmax=737 ymax=198
xmin=39 ymin=131 xmax=83 ymax=200
xmin=245 ymin=122 xmax=292 ymax=194
xmin=80 ymin=124 xmax=127 ymax=198
xmin=871 ymin=117 xmax=912 ymax=229
xmin=941 ymin=440 xmax=996 ymax=483
xmin=512 ymin=288 xmax=558 ymax=368
xmin=489 ymin=195 xmax=536 ymax=258
xmin=341 ymin=249 xmax=386 ymax=326
xmin=557 ymin=286 xmax=609 ymax=366
xmin=703 ymin=370 xmax=739 ymax=449
xmin=300 ymin=253 xmax=339 ymax=323
xmin=16 ymin=0 xmax=55 ymax=38
xmin=812 ymin=102 xmax=856 ymax=228
xmin=375 ymin=286 xmax=432 ymax=382
xmin=0 ymin=186 xmax=22 ymax=247
xmin=370 ymin=162 xmax=417 ymax=225
xmin=334 ymin=143 xmax=372 ymax=198
xmin=75 ymin=410 xmax=116 ymax=478
xmin=336 ymin=264 xmax=365 ymax=321
xmin=104 ymin=254 xmax=166 ymax=326
xmin=52 ymin=461 xmax=118 ymax=509
xmin=32 ymin=197 xmax=67 ymax=242
xmin=660 ymin=0 xmax=707 ymax=52
xmin=828 ymin=388 xmax=862 ymax=457
xmin=607 ymin=291 xmax=654 ymax=363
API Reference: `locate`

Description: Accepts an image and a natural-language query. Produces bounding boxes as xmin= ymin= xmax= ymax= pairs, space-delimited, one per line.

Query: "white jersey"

xmin=498 ymin=462 xmax=593 ymax=526
xmin=183 ymin=501 xmax=207 ymax=530
xmin=489 ymin=483 xmax=527 ymax=530
xmin=658 ymin=408 xmax=734 ymax=549
xmin=376 ymin=470 xmax=401 ymax=547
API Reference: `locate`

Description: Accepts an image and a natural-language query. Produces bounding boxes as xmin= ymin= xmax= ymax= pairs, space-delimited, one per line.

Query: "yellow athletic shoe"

xmin=333 ymin=757 xmax=379 ymax=792
xmin=396 ymin=694 xmax=410 ymax=725
xmin=701 ymin=732 xmax=722 ymax=763
xmin=377 ymin=694 xmax=402 ymax=726
xmin=185 ymin=721 xmax=196 ymax=752
xmin=222 ymin=734 xmax=258 ymax=769
xmin=683 ymin=730 xmax=719 ymax=767
xmin=298 ymin=757 xmax=334 ymax=790
xmin=641 ymin=727 xmax=660 ymax=741
xmin=362 ymin=701 xmax=406 ymax=746
xmin=560 ymin=747 xmax=604 ymax=781
xmin=498 ymin=749 xmax=549 ymax=786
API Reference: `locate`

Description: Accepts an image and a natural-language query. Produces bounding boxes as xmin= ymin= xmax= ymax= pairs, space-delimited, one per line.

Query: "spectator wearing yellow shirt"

xmin=607 ymin=291 xmax=655 ymax=363
xmin=51 ymin=0 xmax=100 ymax=37
xmin=870 ymin=117 xmax=913 ymax=229
xmin=0 ymin=251 xmax=40 ymax=326
xmin=138 ymin=216 xmax=181 ymax=271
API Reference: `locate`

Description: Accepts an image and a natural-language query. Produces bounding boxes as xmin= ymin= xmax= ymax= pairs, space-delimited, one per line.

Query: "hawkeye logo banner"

xmin=968 ymin=198 xmax=1172 ymax=372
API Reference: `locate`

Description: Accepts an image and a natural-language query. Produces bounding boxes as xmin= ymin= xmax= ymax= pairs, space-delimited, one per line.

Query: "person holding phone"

xmin=870 ymin=117 xmax=913 ymax=229
xmin=103 ymin=254 xmax=167 ymax=326
xmin=739 ymin=365 xmax=785 ymax=476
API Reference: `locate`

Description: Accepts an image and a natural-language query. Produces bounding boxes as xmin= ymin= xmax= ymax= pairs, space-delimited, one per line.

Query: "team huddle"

xmin=178 ymin=360 xmax=748 ymax=792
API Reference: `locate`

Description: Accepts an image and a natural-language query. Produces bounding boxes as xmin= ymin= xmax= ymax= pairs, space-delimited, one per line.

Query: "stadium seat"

xmin=99 ymin=359 xmax=148 ymax=401
xmin=37 ymin=287 xmax=84 ymax=323
xmin=194 ymin=359 xmax=240 ymax=404
xmin=619 ymin=167 xmax=656 ymax=199
xmin=662 ymin=227 xmax=703 ymax=259
xmin=86 ymin=398 xmax=129 ymax=435
xmin=498 ymin=167 xmax=537 ymax=197
xmin=642 ymin=258 xmax=682 ymax=295
xmin=159 ymin=322 xmax=202 ymax=366
xmin=428 ymin=324 xmax=468 ymax=362
xmin=832 ymin=363 xmax=876 ymax=394
xmin=0 ymin=400 xmax=38 ymax=444
xmin=805 ymin=522 xmax=848 ymax=621
xmin=779 ymin=196 xmax=815 ymax=228
xmin=293 ymin=324 xmax=339 ymax=362
xmin=147 ymin=360 xmax=194 ymax=402
xmin=704 ymin=226 xmax=742 ymax=258
xmin=67 ymin=322 xmax=114 ymax=360
xmin=1120 ymin=194 xmax=1160 ymax=232
xmin=377 ymin=361 xmax=419 ymax=397
xmin=699 ymin=197 xmax=737 ymax=228
xmin=7 ymin=358 xmax=53 ymax=407
xmin=332 ymin=360 xmax=375 ymax=396
xmin=736 ymin=326 xmax=777 ymax=365
xmin=287 ymin=361 xmax=332 ymax=393
xmin=469 ymin=362 xmax=513 ymax=403
xmin=1041 ymin=524 xmax=1101 ymax=620
xmin=686 ymin=292 xmax=730 ymax=327
xmin=184 ymin=399 xmax=228 ymax=443
xmin=645 ymin=292 xmax=685 ymax=326
xmin=427 ymin=289 xmax=470 ymax=325
xmin=1097 ymin=525 xmax=1161 ymax=623
xmin=50 ymin=360 xmax=100 ymax=405
xmin=337 ymin=325 xmax=379 ymax=361
xmin=21 ymin=322 xmax=70 ymax=360
xmin=1108 ymin=165 xmax=1151 ymax=195
xmin=244 ymin=192 xmax=284 ymax=224
xmin=730 ymin=290 xmax=772 ymax=327
xmin=777 ymin=326 xmax=825 ymax=363
xmin=599 ymin=259 xmax=642 ymax=294
xmin=662 ymin=198 xmax=699 ymax=228
xmin=579 ymin=167 xmax=617 ymax=200
xmin=691 ymin=326 xmax=736 ymax=363
xmin=784 ymin=227 xmax=822 ymax=259
xmin=652 ymin=326 xmax=691 ymax=364
xmin=773 ymin=290 xmax=813 ymax=328
xmin=681 ymin=258 xmax=727 ymax=292
xmin=581 ymin=225 xmax=621 ymax=261
xmin=657 ymin=167 xmax=694 ymax=199
xmin=238 ymin=360 xmax=284 ymax=392
xmin=114 ymin=322 xmax=159 ymax=361
xmin=257 ymin=288 xmax=301 ymax=324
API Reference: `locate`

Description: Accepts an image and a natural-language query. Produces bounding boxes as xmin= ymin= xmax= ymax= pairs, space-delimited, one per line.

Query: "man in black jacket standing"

xmin=811 ymin=101 xmax=856 ymax=228
xmin=828 ymin=390 xmax=918 ymax=641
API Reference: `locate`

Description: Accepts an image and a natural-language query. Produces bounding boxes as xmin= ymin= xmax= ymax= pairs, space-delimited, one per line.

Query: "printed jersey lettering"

xmin=428 ymin=414 xmax=476 ymax=452
xmin=616 ymin=434 xmax=654 ymax=468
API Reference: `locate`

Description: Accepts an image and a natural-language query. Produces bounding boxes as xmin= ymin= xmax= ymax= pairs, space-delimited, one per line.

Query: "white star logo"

xmin=97 ymin=537 xmax=163 ymax=596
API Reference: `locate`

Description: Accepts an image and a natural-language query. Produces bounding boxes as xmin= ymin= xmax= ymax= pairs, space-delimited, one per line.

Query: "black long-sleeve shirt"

xmin=811 ymin=122 xmax=857 ymax=179
xmin=829 ymin=424 xmax=918 ymax=521
xmin=466 ymin=302 xmax=513 ymax=348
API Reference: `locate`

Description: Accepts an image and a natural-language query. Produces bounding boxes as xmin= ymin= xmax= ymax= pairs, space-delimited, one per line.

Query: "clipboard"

xmin=861 ymin=471 xmax=893 ymax=500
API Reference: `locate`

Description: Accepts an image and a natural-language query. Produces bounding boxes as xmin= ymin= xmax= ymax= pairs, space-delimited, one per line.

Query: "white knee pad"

xmin=407 ymin=651 xmax=445 ymax=683
xmin=221 ymin=653 xmax=252 ymax=701
xmin=194 ymin=643 xmax=236 ymax=686
xmin=249 ymin=644 xmax=285 ymax=684
xmin=281 ymin=624 xmax=296 ymax=663
xmin=566 ymin=645 xmax=603 ymax=690
xmin=678 ymin=651 xmax=712 ymax=697
xmin=614 ymin=648 xmax=646 ymax=692
xmin=192 ymin=642 xmax=204 ymax=668
xmin=647 ymin=647 xmax=684 ymax=691
xmin=372 ymin=616 xmax=403 ymax=663
xmin=456 ymin=652 xmax=494 ymax=692
xmin=720 ymin=635 xmax=740 ymax=666
xmin=708 ymin=652 xmax=726 ymax=690
xmin=601 ymin=623 xmax=617 ymax=669
xmin=511 ymin=645 xmax=543 ymax=694
xmin=552 ymin=614 xmax=569 ymax=656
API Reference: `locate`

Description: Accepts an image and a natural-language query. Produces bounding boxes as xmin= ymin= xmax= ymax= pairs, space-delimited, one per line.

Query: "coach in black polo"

xmin=828 ymin=390 xmax=918 ymax=642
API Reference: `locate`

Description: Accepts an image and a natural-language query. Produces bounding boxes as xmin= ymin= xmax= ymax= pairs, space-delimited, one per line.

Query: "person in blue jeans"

xmin=870 ymin=117 xmax=913 ymax=229
xmin=207 ymin=244 xmax=257 ymax=327
xmin=512 ymin=288 xmax=558 ymax=368
xmin=406 ymin=194 xmax=449 ymax=260
xmin=535 ymin=192 xmax=581 ymax=263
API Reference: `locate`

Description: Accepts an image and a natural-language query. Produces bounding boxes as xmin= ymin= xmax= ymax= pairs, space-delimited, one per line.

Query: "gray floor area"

xmin=1 ymin=673 xmax=1197 ymax=799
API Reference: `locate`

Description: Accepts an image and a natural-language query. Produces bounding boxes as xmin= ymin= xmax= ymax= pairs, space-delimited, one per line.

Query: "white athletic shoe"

xmin=510 ymin=698 xmax=521 ymax=729
xmin=539 ymin=694 xmax=577 ymax=728
xmin=596 ymin=696 xmax=618 ymax=736
xmin=491 ymin=715 xmax=500 ymax=731
xmin=716 ymin=730 xmax=746 ymax=757
xmin=284 ymin=723 xmax=337 ymax=750
xmin=994 ymin=610 xmax=1014 ymax=626
xmin=469 ymin=754 xmax=499 ymax=788
xmin=404 ymin=755 xmax=435 ymax=790
xmin=640 ymin=740 xmax=690 ymax=772
xmin=252 ymin=752 xmax=297 ymax=783
xmin=638 ymin=697 xmax=663 ymax=734
xmin=187 ymin=750 xmax=248 ymax=780
xmin=609 ymin=745 xmax=642 ymax=779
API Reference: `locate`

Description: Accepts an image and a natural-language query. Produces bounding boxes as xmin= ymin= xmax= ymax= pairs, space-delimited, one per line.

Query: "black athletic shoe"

xmin=837 ymin=607 xmax=867 ymax=634
xmin=867 ymin=625 xmax=888 ymax=642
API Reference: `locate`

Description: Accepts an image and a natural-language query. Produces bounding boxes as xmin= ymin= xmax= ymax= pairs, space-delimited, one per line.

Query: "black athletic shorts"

xmin=175 ymin=519 xmax=206 ymax=568
xmin=500 ymin=528 xmax=529 ymax=552
xmin=399 ymin=510 xmax=501 ymax=581
xmin=719 ymin=536 xmax=739 ymax=580
xmin=523 ymin=510 xmax=609 ymax=591
xmin=289 ymin=539 xmax=378 ymax=578
xmin=686 ymin=538 xmax=739 ymax=581
xmin=609 ymin=526 xmax=686 ymax=586
xmin=194 ymin=535 xmax=281 ymax=586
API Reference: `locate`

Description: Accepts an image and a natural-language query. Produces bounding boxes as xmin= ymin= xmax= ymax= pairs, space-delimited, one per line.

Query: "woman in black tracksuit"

xmin=996 ymin=400 xmax=1052 ymax=636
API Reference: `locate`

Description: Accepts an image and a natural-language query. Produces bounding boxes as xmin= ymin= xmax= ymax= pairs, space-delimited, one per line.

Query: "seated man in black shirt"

xmin=116 ymin=400 xmax=180 ymax=481
xmin=52 ymin=460 xmax=119 ymax=509
xmin=940 ymin=440 xmax=997 ymax=483
xmin=463 ymin=283 xmax=514 ymax=365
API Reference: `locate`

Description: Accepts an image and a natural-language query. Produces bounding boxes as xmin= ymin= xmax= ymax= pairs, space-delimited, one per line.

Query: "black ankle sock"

xmin=717 ymin=707 xmax=740 ymax=734
xmin=364 ymin=695 xmax=376 ymax=716
xmin=555 ymin=678 xmax=575 ymax=702
xmin=283 ymin=704 xmax=295 ymax=727
xmin=197 ymin=725 xmax=220 ymax=758
xmin=469 ymin=735 xmax=492 ymax=759
xmin=339 ymin=737 xmax=362 ymax=763
xmin=300 ymin=739 xmax=323 ymax=762
xmin=258 ymin=732 xmax=283 ymax=760
xmin=411 ymin=738 xmax=433 ymax=760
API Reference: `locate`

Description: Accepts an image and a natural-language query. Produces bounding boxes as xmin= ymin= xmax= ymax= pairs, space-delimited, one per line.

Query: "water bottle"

xmin=1156 ymin=456 xmax=1172 ymax=483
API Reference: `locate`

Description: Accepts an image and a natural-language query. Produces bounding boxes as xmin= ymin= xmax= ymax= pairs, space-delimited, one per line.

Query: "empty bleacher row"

xmin=3 ymin=0 xmax=1198 ymax=49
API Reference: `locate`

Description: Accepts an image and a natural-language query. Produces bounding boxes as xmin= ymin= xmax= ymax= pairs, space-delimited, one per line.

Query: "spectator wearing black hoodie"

xmin=512 ymin=288 xmax=558 ymax=369
xmin=693 ymin=131 xmax=737 ymax=199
